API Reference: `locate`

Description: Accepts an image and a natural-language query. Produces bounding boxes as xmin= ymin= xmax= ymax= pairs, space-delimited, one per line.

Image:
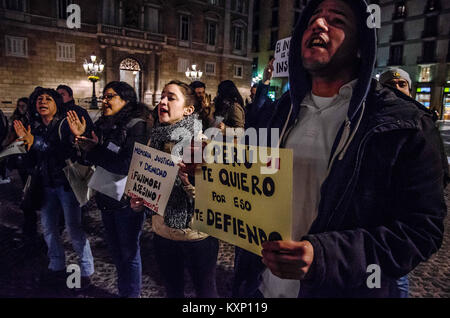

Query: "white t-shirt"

xmin=259 ymin=80 xmax=357 ymax=298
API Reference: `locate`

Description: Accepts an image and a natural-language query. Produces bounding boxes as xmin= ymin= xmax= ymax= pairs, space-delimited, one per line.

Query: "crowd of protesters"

xmin=0 ymin=77 xmax=250 ymax=297
xmin=0 ymin=0 xmax=448 ymax=299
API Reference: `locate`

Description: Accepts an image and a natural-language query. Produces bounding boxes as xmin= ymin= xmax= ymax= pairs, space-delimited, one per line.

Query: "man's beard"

xmin=302 ymin=50 xmax=358 ymax=77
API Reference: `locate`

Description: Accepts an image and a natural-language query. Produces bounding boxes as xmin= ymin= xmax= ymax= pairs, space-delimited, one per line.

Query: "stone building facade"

xmin=374 ymin=0 xmax=450 ymax=118
xmin=0 ymin=0 xmax=254 ymax=110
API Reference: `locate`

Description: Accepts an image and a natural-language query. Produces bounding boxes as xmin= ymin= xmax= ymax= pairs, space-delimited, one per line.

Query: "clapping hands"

xmin=13 ymin=120 xmax=33 ymax=150
xmin=67 ymin=110 xmax=86 ymax=137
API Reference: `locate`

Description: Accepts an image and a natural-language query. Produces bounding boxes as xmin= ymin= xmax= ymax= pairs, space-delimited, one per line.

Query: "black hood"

xmin=288 ymin=0 xmax=377 ymax=122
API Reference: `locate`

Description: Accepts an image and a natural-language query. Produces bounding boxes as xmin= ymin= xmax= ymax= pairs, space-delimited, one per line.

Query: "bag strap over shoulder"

xmin=126 ymin=117 xmax=145 ymax=129
xmin=122 ymin=117 xmax=145 ymax=142
xmin=58 ymin=117 xmax=68 ymax=141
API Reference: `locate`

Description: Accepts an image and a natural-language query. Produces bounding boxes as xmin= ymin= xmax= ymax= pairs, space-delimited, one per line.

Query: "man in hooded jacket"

xmin=239 ymin=0 xmax=447 ymax=298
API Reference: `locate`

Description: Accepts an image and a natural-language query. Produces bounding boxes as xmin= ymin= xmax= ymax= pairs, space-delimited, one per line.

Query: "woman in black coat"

xmin=68 ymin=81 xmax=150 ymax=298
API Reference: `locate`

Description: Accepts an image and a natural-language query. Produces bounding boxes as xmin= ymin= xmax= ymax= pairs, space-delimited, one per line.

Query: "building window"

xmin=391 ymin=23 xmax=404 ymax=42
xmin=270 ymin=29 xmax=278 ymax=50
xmin=252 ymin=33 xmax=259 ymax=52
xmin=123 ymin=2 xmax=140 ymax=29
xmin=421 ymin=41 xmax=436 ymax=63
xmin=254 ymin=0 xmax=260 ymax=12
xmin=388 ymin=45 xmax=403 ymax=65
xmin=233 ymin=26 xmax=243 ymax=51
xmin=207 ymin=22 xmax=217 ymax=46
xmin=178 ymin=58 xmax=190 ymax=73
xmin=205 ymin=62 xmax=216 ymax=76
xmin=103 ymin=0 xmax=117 ymax=25
xmin=393 ymin=1 xmax=407 ymax=19
xmin=5 ymin=0 xmax=25 ymax=11
xmin=447 ymin=40 xmax=450 ymax=63
xmin=180 ymin=15 xmax=190 ymax=42
xmin=423 ymin=17 xmax=438 ymax=38
xmin=236 ymin=0 xmax=244 ymax=12
xmin=253 ymin=14 xmax=259 ymax=31
xmin=145 ymin=7 xmax=159 ymax=33
xmin=58 ymin=0 xmax=73 ymax=19
xmin=234 ymin=65 xmax=243 ymax=78
xmin=425 ymin=0 xmax=441 ymax=13
xmin=419 ymin=65 xmax=432 ymax=82
xmin=56 ymin=42 xmax=75 ymax=62
xmin=231 ymin=0 xmax=244 ymax=13
xmin=271 ymin=9 xmax=279 ymax=28
xmin=5 ymin=35 xmax=27 ymax=57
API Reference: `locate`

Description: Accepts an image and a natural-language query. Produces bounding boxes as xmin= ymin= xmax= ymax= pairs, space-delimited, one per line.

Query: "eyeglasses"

xmin=100 ymin=94 xmax=119 ymax=101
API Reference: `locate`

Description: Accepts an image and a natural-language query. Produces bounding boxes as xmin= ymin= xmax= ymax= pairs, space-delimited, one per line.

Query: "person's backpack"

xmin=0 ymin=109 xmax=9 ymax=148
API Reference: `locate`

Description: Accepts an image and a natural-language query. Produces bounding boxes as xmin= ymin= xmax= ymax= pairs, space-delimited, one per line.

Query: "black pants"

xmin=153 ymin=234 xmax=219 ymax=298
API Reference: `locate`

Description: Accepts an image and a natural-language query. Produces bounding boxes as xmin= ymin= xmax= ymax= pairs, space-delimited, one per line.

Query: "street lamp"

xmin=185 ymin=64 xmax=203 ymax=82
xmin=83 ymin=53 xmax=104 ymax=109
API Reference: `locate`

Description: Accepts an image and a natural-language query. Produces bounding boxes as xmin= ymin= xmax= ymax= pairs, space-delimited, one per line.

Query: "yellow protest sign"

xmin=192 ymin=141 xmax=293 ymax=256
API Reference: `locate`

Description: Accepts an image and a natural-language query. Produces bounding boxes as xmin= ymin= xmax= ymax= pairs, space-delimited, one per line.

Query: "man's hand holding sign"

xmin=261 ymin=240 xmax=314 ymax=280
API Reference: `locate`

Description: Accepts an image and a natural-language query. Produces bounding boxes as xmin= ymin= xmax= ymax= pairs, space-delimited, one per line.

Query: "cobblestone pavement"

xmin=0 ymin=170 xmax=448 ymax=298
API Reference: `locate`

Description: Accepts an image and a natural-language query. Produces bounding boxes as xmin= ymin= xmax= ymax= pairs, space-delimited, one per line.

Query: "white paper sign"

xmin=272 ymin=37 xmax=291 ymax=78
xmin=124 ymin=143 xmax=180 ymax=216
xmin=88 ymin=166 xmax=127 ymax=201
xmin=0 ymin=141 xmax=26 ymax=159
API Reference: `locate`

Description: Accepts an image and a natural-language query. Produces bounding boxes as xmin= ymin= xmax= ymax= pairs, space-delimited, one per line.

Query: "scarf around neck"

xmin=149 ymin=113 xmax=201 ymax=157
xmin=148 ymin=113 xmax=202 ymax=229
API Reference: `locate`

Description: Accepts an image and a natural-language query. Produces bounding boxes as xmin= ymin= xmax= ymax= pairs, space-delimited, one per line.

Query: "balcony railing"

xmin=0 ymin=8 xmax=166 ymax=43
xmin=100 ymin=24 xmax=166 ymax=43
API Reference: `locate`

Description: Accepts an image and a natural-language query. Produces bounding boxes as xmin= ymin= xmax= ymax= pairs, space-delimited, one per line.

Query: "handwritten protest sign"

xmin=124 ymin=142 xmax=180 ymax=216
xmin=192 ymin=141 xmax=293 ymax=256
xmin=0 ymin=141 xmax=26 ymax=159
xmin=272 ymin=37 xmax=291 ymax=78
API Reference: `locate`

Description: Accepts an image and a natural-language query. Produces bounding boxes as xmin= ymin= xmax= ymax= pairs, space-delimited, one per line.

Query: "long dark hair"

xmin=100 ymin=81 xmax=149 ymax=126
xmin=213 ymin=80 xmax=244 ymax=118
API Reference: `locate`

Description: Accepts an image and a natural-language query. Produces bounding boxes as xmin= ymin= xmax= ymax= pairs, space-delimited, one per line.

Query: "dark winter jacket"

xmin=29 ymin=113 xmax=80 ymax=188
xmin=0 ymin=109 xmax=8 ymax=148
xmin=242 ymin=0 xmax=447 ymax=298
xmin=86 ymin=104 xmax=148 ymax=210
